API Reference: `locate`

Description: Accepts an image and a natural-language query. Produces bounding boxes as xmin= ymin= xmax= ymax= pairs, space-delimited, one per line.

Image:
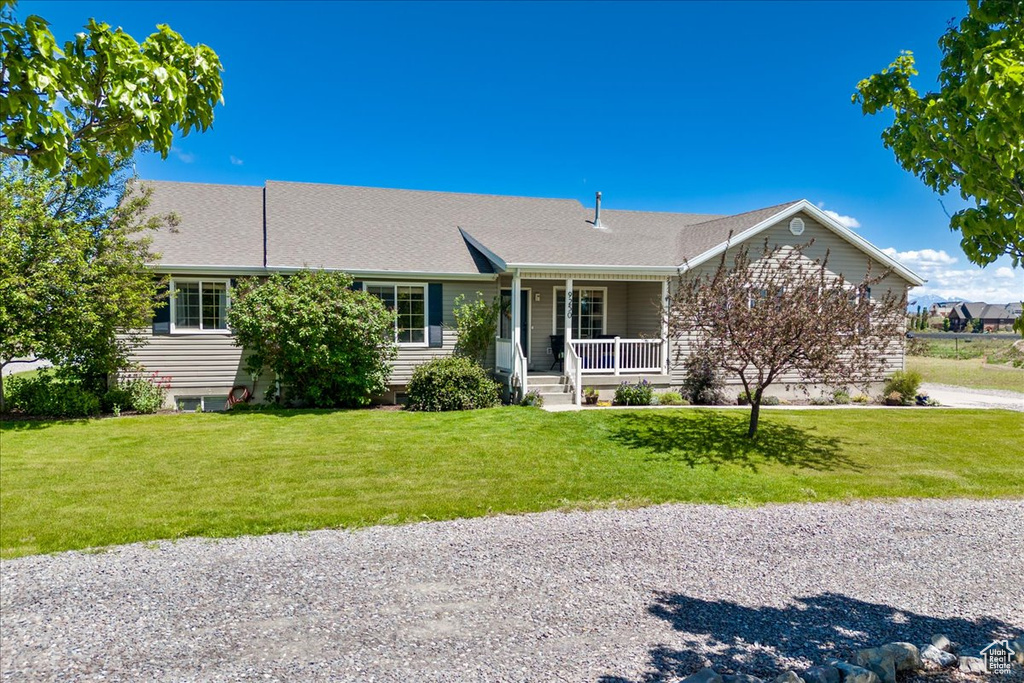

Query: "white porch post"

xmin=564 ymin=278 xmax=573 ymax=365
xmin=511 ymin=270 xmax=522 ymax=353
xmin=661 ymin=278 xmax=670 ymax=374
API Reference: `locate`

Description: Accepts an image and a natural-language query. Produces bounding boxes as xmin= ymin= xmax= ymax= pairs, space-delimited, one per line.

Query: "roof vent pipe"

xmin=594 ymin=191 xmax=602 ymax=228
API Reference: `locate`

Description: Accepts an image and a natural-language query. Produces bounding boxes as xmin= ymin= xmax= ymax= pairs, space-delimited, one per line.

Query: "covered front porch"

xmin=494 ymin=272 xmax=672 ymax=405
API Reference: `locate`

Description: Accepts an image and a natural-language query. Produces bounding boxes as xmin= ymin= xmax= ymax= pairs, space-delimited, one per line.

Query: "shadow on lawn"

xmin=600 ymin=591 xmax=1019 ymax=682
xmin=608 ymin=411 xmax=860 ymax=472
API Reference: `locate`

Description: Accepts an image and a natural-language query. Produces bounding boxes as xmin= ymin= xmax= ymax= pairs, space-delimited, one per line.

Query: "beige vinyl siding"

xmin=387 ymin=280 xmax=499 ymax=386
xmin=128 ymin=278 xmax=499 ymax=399
xmin=669 ymin=211 xmax=911 ymax=386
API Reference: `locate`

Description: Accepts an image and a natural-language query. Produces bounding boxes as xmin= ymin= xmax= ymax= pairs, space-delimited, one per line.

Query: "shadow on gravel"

xmin=600 ymin=591 xmax=1020 ymax=683
xmin=608 ymin=412 xmax=860 ymax=472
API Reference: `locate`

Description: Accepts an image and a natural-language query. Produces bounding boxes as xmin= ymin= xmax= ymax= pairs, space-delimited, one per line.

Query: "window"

xmin=554 ymin=287 xmax=606 ymax=339
xmin=365 ymin=283 xmax=427 ymax=345
xmin=172 ymin=279 xmax=229 ymax=332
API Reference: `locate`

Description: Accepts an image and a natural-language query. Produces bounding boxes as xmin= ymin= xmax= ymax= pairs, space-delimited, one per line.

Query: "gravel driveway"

xmin=2 ymin=500 xmax=1022 ymax=682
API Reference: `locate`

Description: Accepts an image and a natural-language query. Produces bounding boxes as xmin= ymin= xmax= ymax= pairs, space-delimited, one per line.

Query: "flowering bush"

xmin=105 ymin=370 xmax=171 ymax=414
xmin=614 ymin=379 xmax=653 ymax=406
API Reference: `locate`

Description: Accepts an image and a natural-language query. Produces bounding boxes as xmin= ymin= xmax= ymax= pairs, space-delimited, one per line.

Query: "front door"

xmin=500 ymin=289 xmax=530 ymax=363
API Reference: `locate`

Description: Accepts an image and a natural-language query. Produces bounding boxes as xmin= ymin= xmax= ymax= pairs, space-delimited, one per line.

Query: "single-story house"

xmin=132 ymin=180 xmax=925 ymax=408
xmin=947 ymin=302 xmax=1022 ymax=332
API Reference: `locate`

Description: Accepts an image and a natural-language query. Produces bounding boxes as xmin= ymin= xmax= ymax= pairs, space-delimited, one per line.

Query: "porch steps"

xmin=528 ymin=374 xmax=574 ymax=407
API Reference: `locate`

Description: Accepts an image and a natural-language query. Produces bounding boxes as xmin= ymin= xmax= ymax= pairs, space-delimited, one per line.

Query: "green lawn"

xmin=2 ymin=407 xmax=1022 ymax=558
xmin=908 ymin=356 xmax=1024 ymax=393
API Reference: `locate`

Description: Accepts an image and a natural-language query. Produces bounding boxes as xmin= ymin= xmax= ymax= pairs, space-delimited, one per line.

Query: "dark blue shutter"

xmin=152 ymin=283 xmax=171 ymax=335
xmin=428 ymin=283 xmax=443 ymax=347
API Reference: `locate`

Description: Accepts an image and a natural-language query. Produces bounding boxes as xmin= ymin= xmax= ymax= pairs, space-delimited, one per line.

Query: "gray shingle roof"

xmin=264 ymin=181 xmax=582 ymax=274
xmin=140 ymin=180 xmax=265 ymax=268
xmin=138 ymin=179 xmax=804 ymax=273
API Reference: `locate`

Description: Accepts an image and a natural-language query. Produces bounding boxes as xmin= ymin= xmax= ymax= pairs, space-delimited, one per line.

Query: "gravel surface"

xmin=2 ymin=499 xmax=1022 ymax=682
xmin=921 ymin=383 xmax=1024 ymax=411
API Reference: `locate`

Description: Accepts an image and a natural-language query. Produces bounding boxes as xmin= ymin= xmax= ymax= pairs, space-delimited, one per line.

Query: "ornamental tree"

xmin=666 ymin=239 xmax=907 ymax=438
xmin=228 ymin=270 xmax=398 ymax=408
xmin=0 ymin=0 xmax=223 ymax=187
xmin=0 ymin=156 xmax=167 ymax=408
xmin=853 ymin=0 xmax=1023 ymax=269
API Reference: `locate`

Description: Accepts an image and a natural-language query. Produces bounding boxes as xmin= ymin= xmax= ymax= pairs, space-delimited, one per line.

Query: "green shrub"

xmin=4 ymin=371 xmax=101 ymax=417
xmin=406 ymin=356 xmax=501 ymax=412
xmin=228 ymin=270 xmax=397 ymax=408
xmin=614 ymin=380 xmax=653 ymax=406
xmin=104 ymin=370 xmax=171 ymax=414
xmin=681 ymin=352 xmax=726 ymax=405
xmin=809 ymin=395 xmax=834 ymax=406
xmin=884 ymin=370 xmax=922 ymax=406
xmin=833 ymin=390 xmax=851 ymax=405
xmin=452 ymin=293 xmax=501 ymax=366
xmin=520 ymin=389 xmax=544 ymax=408
xmin=762 ymin=395 xmax=780 ymax=406
xmin=737 ymin=391 xmax=750 ymax=406
xmin=656 ymin=390 xmax=683 ymax=405
xmin=852 ymin=394 xmax=870 ymax=404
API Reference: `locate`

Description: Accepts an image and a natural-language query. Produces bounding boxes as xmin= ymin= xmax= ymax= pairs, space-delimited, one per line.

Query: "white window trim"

xmin=552 ymin=286 xmax=608 ymax=337
xmin=362 ymin=281 xmax=430 ymax=348
xmin=169 ymin=278 xmax=232 ymax=334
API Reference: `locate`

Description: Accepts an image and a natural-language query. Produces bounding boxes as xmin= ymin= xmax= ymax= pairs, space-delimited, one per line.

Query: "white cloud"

xmin=230 ymin=155 xmax=244 ymax=166
xmin=885 ymin=247 xmax=1023 ymax=303
xmin=817 ymin=202 xmax=861 ymax=229
xmin=172 ymin=147 xmax=195 ymax=164
xmin=881 ymin=248 xmax=958 ymax=268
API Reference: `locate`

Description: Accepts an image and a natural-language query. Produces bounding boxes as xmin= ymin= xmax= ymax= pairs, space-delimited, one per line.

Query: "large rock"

xmin=854 ymin=648 xmax=896 ymax=683
xmin=684 ymin=668 xmax=724 ymax=683
xmin=723 ymin=675 xmax=765 ymax=683
xmin=880 ymin=643 xmax=922 ymax=671
xmin=801 ymin=665 xmax=840 ymax=683
xmin=772 ymin=672 xmax=803 ymax=683
xmin=830 ymin=661 xmax=881 ymax=683
xmin=920 ymin=644 xmax=957 ymax=668
xmin=931 ymin=634 xmax=953 ymax=653
xmin=958 ymin=656 xmax=987 ymax=673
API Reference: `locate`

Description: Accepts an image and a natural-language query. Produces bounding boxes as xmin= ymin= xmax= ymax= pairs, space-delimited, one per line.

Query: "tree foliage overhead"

xmin=666 ymin=240 xmax=907 ymax=438
xmin=228 ymin=270 xmax=398 ymax=408
xmin=0 ymin=156 xmax=166 ymax=396
xmin=853 ymin=0 xmax=1024 ymax=268
xmin=0 ymin=0 xmax=223 ymax=187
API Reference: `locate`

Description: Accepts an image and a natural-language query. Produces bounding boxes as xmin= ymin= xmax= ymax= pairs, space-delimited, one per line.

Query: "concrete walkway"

xmin=545 ymin=384 xmax=1024 ymax=412
xmin=920 ymin=383 xmax=1024 ymax=412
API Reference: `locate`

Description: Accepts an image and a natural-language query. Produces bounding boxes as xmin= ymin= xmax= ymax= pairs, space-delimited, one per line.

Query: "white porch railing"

xmin=565 ymin=341 xmax=583 ymax=405
xmin=571 ymin=337 xmax=664 ymax=374
xmin=496 ymin=338 xmax=514 ymax=372
xmin=513 ymin=340 xmax=528 ymax=398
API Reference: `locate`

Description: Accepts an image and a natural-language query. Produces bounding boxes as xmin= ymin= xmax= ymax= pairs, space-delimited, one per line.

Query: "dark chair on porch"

xmin=549 ymin=335 xmax=564 ymax=371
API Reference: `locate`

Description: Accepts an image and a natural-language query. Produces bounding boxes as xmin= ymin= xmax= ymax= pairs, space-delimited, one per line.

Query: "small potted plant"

xmin=584 ymin=386 xmax=599 ymax=405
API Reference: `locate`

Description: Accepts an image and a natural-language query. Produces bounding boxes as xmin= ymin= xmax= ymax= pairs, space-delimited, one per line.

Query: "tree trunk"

xmin=747 ymin=400 xmax=761 ymax=438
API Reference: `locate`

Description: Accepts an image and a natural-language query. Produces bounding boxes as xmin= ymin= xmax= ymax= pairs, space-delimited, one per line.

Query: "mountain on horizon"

xmin=906 ymin=294 xmax=967 ymax=312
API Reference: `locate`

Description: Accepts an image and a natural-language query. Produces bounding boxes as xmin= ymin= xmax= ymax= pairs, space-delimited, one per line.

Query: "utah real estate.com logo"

xmin=981 ymin=640 xmax=1016 ymax=674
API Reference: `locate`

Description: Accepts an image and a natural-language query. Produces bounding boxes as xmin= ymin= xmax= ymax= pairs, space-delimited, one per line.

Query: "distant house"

xmin=948 ymin=302 xmax=1021 ymax=332
xmin=131 ymin=181 xmax=925 ymax=408
xmin=928 ymin=301 xmax=961 ymax=317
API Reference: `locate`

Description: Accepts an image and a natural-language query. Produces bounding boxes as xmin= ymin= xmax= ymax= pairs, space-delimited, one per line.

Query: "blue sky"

xmin=24 ymin=0 xmax=1022 ymax=303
